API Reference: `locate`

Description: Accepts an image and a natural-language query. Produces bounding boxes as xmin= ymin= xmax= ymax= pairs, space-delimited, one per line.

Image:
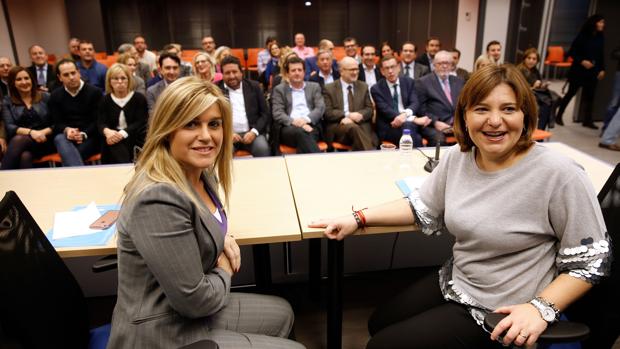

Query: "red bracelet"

xmin=351 ymin=206 xmax=368 ymax=229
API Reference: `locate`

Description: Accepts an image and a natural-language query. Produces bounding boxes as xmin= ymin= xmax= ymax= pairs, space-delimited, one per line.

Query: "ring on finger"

xmin=519 ymin=331 xmax=529 ymax=339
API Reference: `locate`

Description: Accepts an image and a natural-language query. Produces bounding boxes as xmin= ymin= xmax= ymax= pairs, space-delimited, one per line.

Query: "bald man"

xmin=323 ymin=57 xmax=376 ymax=150
xmin=28 ymin=45 xmax=58 ymax=92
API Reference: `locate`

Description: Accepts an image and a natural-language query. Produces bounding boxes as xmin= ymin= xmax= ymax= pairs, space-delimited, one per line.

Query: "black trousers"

xmin=556 ymin=75 xmax=598 ymax=125
xmin=279 ymin=125 xmax=320 ymax=153
xmin=366 ymin=271 xmax=503 ymax=349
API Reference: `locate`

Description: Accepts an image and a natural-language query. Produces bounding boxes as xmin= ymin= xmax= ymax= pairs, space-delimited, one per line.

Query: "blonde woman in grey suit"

xmin=107 ymin=76 xmax=304 ymax=349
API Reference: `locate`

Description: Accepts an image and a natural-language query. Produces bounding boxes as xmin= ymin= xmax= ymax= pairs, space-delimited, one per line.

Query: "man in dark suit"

xmin=400 ymin=42 xmax=429 ymax=80
xmin=305 ymin=39 xmax=338 ymax=80
xmin=358 ymin=45 xmax=382 ymax=89
xmin=416 ymin=37 xmax=441 ymax=72
xmin=323 ymin=57 xmax=376 ymax=151
xmin=146 ymin=53 xmax=180 ymax=116
xmin=272 ymin=56 xmax=325 ymax=154
xmin=308 ymin=50 xmax=340 ymax=89
xmin=0 ymin=56 xmax=12 ymax=98
xmin=416 ymin=50 xmax=465 ymax=143
xmin=370 ymin=55 xmax=434 ymax=147
xmin=218 ymin=56 xmax=271 ymax=157
xmin=27 ymin=45 xmax=58 ymax=92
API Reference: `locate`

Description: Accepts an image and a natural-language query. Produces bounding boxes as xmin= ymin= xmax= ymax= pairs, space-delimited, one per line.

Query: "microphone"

xmin=422 ymin=127 xmax=453 ymax=173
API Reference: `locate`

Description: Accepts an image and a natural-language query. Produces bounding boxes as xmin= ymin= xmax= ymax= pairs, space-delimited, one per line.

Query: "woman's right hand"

xmin=216 ymin=253 xmax=234 ymax=276
xmin=581 ymin=60 xmax=594 ymax=69
xmin=29 ymin=129 xmax=47 ymax=143
xmin=308 ymin=214 xmax=359 ymax=240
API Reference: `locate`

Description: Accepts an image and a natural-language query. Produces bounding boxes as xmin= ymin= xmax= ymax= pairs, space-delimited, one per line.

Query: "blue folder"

xmin=47 ymin=204 xmax=120 ymax=248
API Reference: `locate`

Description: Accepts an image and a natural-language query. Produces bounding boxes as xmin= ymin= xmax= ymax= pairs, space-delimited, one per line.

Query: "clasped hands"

xmin=340 ymin=112 xmax=363 ymax=125
xmin=390 ymin=113 xmax=432 ymax=128
xmin=217 ymin=234 xmax=241 ymax=276
xmin=233 ymin=131 xmax=257 ymax=144
xmin=292 ymin=118 xmax=314 ymax=132
xmin=65 ymin=127 xmax=84 ymax=144
xmin=103 ymin=128 xmax=124 ymax=145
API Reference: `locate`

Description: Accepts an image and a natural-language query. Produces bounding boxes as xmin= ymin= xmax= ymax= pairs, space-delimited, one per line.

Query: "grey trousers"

xmin=204 ymin=293 xmax=305 ymax=349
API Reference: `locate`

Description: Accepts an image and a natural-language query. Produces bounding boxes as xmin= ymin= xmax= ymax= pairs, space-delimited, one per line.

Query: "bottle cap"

xmin=402 ymin=129 xmax=411 ymax=135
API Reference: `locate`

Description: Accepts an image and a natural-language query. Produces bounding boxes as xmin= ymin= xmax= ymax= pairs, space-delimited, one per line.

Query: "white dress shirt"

xmin=363 ymin=64 xmax=377 ymax=88
xmin=386 ymin=80 xmax=414 ymax=120
xmin=289 ymin=83 xmax=311 ymax=123
xmin=340 ymin=80 xmax=354 ymax=116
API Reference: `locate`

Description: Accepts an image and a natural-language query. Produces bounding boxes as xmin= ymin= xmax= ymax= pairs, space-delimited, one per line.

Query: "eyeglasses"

xmin=344 ymin=44 xmax=357 ymax=48
xmin=343 ymin=68 xmax=359 ymax=72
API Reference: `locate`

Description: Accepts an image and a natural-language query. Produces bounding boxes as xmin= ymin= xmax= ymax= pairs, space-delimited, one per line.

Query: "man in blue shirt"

xmin=76 ymin=41 xmax=107 ymax=92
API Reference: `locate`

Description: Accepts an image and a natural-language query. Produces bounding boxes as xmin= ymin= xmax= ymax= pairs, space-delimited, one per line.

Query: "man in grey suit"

xmin=400 ymin=42 xmax=429 ymax=80
xmin=271 ymin=56 xmax=325 ymax=153
xmin=117 ymin=42 xmax=152 ymax=84
xmin=146 ymin=53 xmax=180 ymax=116
xmin=324 ymin=57 xmax=376 ymax=150
xmin=415 ymin=50 xmax=465 ymax=143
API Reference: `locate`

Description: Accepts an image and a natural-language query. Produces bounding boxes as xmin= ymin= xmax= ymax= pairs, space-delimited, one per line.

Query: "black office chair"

xmin=0 ymin=190 xmax=110 ymax=349
xmin=484 ymin=162 xmax=620 ymax=348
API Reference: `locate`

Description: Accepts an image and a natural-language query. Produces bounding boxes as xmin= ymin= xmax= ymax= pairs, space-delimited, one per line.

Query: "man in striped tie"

xmin=27 ymin=45 xmax=58 ymax=92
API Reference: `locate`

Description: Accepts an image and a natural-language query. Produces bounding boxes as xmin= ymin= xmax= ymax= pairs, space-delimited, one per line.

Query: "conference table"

xmin=284 ymin=142 xmax=615 ymax=349
xmin=0 ymin=142 xmax=614 ymax=349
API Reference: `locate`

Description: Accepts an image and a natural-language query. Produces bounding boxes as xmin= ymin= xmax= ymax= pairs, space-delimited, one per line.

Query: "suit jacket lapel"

xmin=432 ymin=75 xmax=451 ymax=106
xmin=304 ymin=84 xmax=313 ymax=109
xmin=334 ymin=80 xmax=344 ymax=109
xmin=449 ymin=76 xmax=458 ymax=106
xmin=286 ymin=84 xmax=293 ymax=115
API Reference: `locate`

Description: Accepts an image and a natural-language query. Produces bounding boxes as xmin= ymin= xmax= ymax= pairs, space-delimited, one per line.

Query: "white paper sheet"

xmin=52 ymin=202 xmax=102 ymax=239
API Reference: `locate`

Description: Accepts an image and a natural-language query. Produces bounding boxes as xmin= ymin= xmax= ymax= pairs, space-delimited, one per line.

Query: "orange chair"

xmin=47 ymin=54 xmax=57 ymax=66
xmin=233 ymin=150 xmax=253 ymax=158
xmin=544 ymin=46 xmax=571 ymax=79
xmin=94 ymin=52 xmax=107 ymax=60
xmin=230 ymin=48 xmax=246 ymax=69
xmin=279 ymin=142 xmax=328 ymax=154
xmin=532 ymin=129 xmax=553 ymax=141
xmin=331 ymin=142 xmax=352 ymax=151
xmin=332 ymin=47 xmax=346 ymax=61
xmin=32 ymin=153 xmax=102 ymax=167
xmin=246 ymin=48 xmax=260 ymax=71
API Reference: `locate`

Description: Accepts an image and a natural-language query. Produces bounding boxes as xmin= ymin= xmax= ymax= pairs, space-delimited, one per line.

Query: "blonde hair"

xmin=105 ymin=63 xmax=134 ymax=94
xmin=193 ymin=52 xmax=216 ymax=81
xmin=123 ymin=76 xmax=233 ymax=209
xmin=474 ymin=54 xmax=492 ymax=72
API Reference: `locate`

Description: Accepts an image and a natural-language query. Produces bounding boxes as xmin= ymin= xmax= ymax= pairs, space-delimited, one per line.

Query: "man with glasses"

xmin=201 ymin=36 xmax=217 ymax=59
xmin=358 ymin=45 xmax=382 ymax=89
xmin=343 ymin=37 xmax=361 ymax=64
xmin=371 ymin=55 xmax=432 ymax=147
xmin=415 ymin=50 xmax=464 ymax=143
xmin=323 ymin=57 xmax=376 ymax=150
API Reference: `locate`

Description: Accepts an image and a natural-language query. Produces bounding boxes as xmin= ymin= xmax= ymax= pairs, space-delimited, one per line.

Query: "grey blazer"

xmin=107 ymin=176 xmax=232 ymax=349
xmin=322 ymin=79 xmax=373 ymax=142
xmin=400 ymin=61 xmax=430 ymax=80
xmin=271 ymin=81 xmax=325 ymax=126
xmin=146 ymin=80 xmax=167 ymax=116
xmin=133 ymin=75 xmax=146 ymax=96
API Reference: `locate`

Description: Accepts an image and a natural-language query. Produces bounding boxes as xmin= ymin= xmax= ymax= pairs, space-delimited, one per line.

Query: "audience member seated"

xmin=257 ymin=37 xmax=277 ymax=75
xmin=218 ymin=56 xmax=271 ymax=157
xmin=98 ymin=63 xmax=148 ymax=164
xmin=262 ymin=42 xmax=282 ymax=89
xmin=49 ymin=59 xmax=102 ymax=166
xmin=134 ymin=35 xmax=157 ymax=73
xmin=67 ymin=37 xmax=81 ymax=61
xmin=107 ymin=76 xmax=304 ymax=349
xmin=147 ymin=52 xmax=181 ymax=116
xmin=400 ymin=42 xmax=429 ymax=80
xmin=344 ymin=37 xmax=361 ymax=64
xmin=214 ymin=46 xmax=232 ymax=73
xmin=309 ymin=49 xmax=341 ymax=90
xmin=415 ymin=50 xmax=464 ymax=143
xmin=76 ymin=40 xmax=107 ymax=92
xmin=271 ymin=56 xmax=325 ymax=153
xmin=292 ymin=33 xmax=314 ymax=60
xmin=358 ymin=44 xmax=382 ymax=89
xmin=517 ymin=47 xmax=560 ymax=130
xmin=416 ymin=37 xmax=441 ymax=71
xmin=310 ymin=64 xmax=611 ymax=349
xmin=371 ymin=55 xmax=430 ymax=147
xmin=117 ymin=42 xmax=152 ymax=84
xmin=27 ymin=45 xmax=58 ymax=92
xmin=201 ymin=35 xmax=217 ymax=59
xmin=474 ymin=55 xmax=493 ymax=72
xmin=450 ymin=48 xmax=470 ymax=81
xmin=193 ymin=52 xmax=222 ymax=84
xmin=116 ymin=53 xmax=146 ymax=96
xmin=0 ymin=56 xmax=13 ymax=97
xmin=162 ymin=44 xmax=192 ymax=77
xmin=323 ymin=57 xmax=376 ymax=151
xmin=305 ymin=39 xmax=338 ymax=80
xmin=1 ymin=67 xmax=54 ymax=169
xmin=380 ymin=41 xmax=394 ymax=59
xmin=271 ymin=49 xmax=298 ymax=90
xmin=487 ymin=40 xmax=503 ymax=65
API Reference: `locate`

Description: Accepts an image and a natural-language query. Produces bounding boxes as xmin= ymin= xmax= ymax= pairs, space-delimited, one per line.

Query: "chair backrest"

xmin=0 ymin=191 xmax=90 ymax=349
xmin=246 ymin=48 xmax=260 ymax=69
xmin=565 ymin=163 xmax=620 ymax=349
xmin=546 ymin=46 xmax=565 ymax=63
xmin=230 ymin=48 xmax=246 ymax=68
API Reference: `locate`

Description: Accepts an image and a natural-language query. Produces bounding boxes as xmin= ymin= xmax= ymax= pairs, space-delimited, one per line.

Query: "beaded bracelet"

xmin=351 ymin=206 xmax=368 ymax=229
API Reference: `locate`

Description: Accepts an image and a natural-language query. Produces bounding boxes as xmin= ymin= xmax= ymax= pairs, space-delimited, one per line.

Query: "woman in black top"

xmin=556 ymin=14 xmax=606 ymax=129
xmin=517 ymin=48 xmax=560 ymax=130
xmin=98 ymin=63 xmax=148 ymax=164
xmin=1 ymin=66 xmax=54 ymax=169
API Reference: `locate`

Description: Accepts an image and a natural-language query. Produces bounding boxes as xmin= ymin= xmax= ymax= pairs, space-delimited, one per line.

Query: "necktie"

xmin=392 ymin=84 xmax=399 ymax=112
xmin=442 ymin=78 xmax=452 ymax=105
xmin=347 ymin=85 xmax=354 ymax=114
xmin=405 ymin=64 xmax=411 ymax=78
xmin=37 ymin=67 xmax=45 ymax=86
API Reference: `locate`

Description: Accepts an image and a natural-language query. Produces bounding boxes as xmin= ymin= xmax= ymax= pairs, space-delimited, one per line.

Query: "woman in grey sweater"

xmin=310 ymin=64 xmax=611 ymax=349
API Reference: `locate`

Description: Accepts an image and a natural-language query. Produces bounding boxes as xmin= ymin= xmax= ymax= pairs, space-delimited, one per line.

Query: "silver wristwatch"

xmin=529 ymin=297 xmax=560 ymax=323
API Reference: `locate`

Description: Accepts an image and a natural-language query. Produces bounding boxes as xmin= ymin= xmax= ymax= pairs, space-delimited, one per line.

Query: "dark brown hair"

xmin=453 ymin=64 xmax=537 ymax=153
xmin=8 ymin=66 xmax=42 ymax=105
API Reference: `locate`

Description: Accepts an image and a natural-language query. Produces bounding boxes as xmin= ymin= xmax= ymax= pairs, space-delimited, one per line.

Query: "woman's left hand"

xmin=223 ymin=235 xmax=241 ymax=273
xmin=490 ymin=303 xmax=548 ymax=348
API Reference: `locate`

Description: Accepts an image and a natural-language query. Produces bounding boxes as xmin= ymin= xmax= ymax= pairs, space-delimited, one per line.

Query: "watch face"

xmin=542 ymin=308 xmax=556 ymax=322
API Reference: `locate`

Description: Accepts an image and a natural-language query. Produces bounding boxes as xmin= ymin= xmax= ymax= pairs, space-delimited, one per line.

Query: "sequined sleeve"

xmin=406 ymin=189 xmax=448 ymax=236
xmin=556 ymin=232 xmax=611 ymax=284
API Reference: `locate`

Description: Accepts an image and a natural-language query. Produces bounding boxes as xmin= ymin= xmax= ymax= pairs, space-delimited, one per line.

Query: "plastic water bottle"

xmin=399 ymin=129 xmax=414 ymax=172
